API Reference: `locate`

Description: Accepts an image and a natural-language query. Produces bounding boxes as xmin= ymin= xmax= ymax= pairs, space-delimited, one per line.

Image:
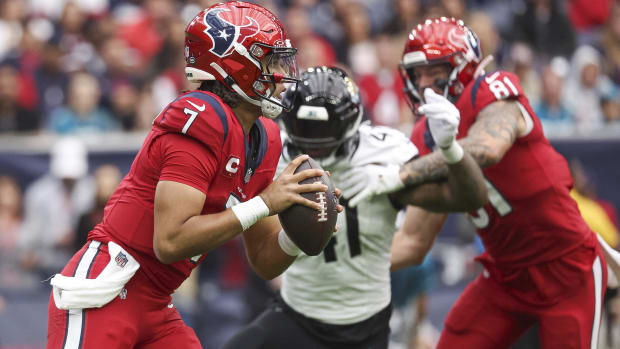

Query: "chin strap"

xmin=260 ymin=98 xmax=282 ymax=119
xmin=209 ymin=62 xmax=282 ymax=118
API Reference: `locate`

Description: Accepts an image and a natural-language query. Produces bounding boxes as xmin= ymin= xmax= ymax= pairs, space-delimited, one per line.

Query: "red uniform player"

xmin=352 ymin=18 xmax=607 ymax=349
xmin=46 ymin=2 xmax=336 ymax=349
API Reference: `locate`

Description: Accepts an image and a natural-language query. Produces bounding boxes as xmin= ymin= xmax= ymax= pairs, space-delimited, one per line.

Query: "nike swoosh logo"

xmin=187 ymin=100 xmax=206 ymax=112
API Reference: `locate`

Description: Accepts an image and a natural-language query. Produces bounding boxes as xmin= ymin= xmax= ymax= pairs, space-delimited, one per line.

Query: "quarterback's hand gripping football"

xmin=344 ymin=164 xmax=404 ymax=208
xmin=419 ymin=88 xmax=464 ymax=164
xmin=260 ymin=155 xmax=327 ymax=215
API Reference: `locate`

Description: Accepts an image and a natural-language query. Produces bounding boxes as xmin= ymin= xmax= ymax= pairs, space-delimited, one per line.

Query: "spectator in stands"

xmin=569 ymin=158 xmax=620 ymax=349
xmin=569 ymin=159 xmax=619 ymax=247
xmin=295 ymin=35 xmax=337 ymax=69
xmin=466 ymin=11 xmax=500 ymax=71
xmin=602 ymin=1 xmax=620 ymax=84
xmin=284 ymin=5 xmax=336 ymax=69
xmin=56 ymin=2 xmax=94 ymax=73
xmin=75 ymin=164 xmax=122 ymax=251
xmin=564 ymin=45 xmax=617 ymax=133
xmin=389 ymin=254 xmax=438 ymax=349
xmin=106 ymin=81 xmax=139 ymax=130
xmin=34 ymin=37 xmax=70 ymax=118
xmin=117 ymin=0 xmax=170 ymax=69
xmin=0 ymin=62 xmax=39 ymax=132
xmin=47 ymin=71 xmax=119 ymax=133
xmin=357 ymin=35 xmax=408 ymax=128
xmin=194 ymin=238 xmax=253 ymax=348
xmin=382 ymin=0 xmax=423 ymax=38
xmin=0 ymin=175 xmax=37 ymax=289
xmin=339 ymin=1 xmax=377 ymax=75
xmin=96 ymin=34 xmax=142 ymax=109
xmin=534 ymin=57 xmax=575 ymax=136
xmin=511 ymin=0 xmax=576 ymax=59
xmin=0 ymin=0 xmax=27 ymax=62
xmin=440 ymin=0 xmax=467 ymax=20
xmin=18 ymin=137 xmax=94 ymax=278
xmin=568 ymin=0 xmax=611 ymax=45
xmin=600 ymin=84 xmax=620 ymax=125
xmin=505 ymin=42 xmax=542 ymax=105
xmin=148 ymin=16 xmax=186 ymax=77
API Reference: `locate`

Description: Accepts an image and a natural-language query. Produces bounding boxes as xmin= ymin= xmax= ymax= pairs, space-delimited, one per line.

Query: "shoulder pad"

xmin=468 ymin=71 xmax=524 ymax=113
xmin=154 ymin=91 xmax=231 ymax=148
xmin=350 ymin=124 xmax=418 ymax=167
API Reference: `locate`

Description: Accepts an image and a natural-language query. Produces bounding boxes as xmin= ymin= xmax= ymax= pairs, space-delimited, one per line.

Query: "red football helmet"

xmin=400 ymin=17 xmax=483 ymax=110
xmin=184 ymin=1 xmax=300 ymax=118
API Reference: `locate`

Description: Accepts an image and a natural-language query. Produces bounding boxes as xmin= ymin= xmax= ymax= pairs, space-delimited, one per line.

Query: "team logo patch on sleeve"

xmin=115 ymin=252 xmax=128 ymax=268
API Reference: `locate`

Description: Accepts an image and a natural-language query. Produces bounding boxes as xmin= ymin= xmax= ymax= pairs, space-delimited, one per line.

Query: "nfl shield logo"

xmin=115 ymin=252 xmax=128 ymax=268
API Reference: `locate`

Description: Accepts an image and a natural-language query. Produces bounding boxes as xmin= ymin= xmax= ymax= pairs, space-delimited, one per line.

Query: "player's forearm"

xmin=459 ymin=139 xmax=503 ymax=168
xmin=154 ymin=210 xmax=242 ymax=264
xmin=394 ymin=152 xmax=487 ymax=212
xmin=444 ymin=151 xmax=488 ymax=211
xmin=399 ymin=151 xmax=449 ymax=187
xmin=390 ymin=209 xmax=445 ymax=271
xmin=241 ymin=215 xmax=297 ymax=280
xmin=244 ymin=230 xmax=296 ymax=280
xmin=390 ymin=229 xmax=425 ymax=271
xmin=399 ymin=139 xmax=497 ymax=189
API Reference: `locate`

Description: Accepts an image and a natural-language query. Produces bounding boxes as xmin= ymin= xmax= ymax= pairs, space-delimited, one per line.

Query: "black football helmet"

xmin=280 ymin=66 xmax=363 ymax=167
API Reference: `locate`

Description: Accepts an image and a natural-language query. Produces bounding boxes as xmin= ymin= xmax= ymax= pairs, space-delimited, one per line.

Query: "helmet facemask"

xmin=400 ymin=61 xmax=454 ymax=116
xmin=251 ymin=42 xmax=300 ymax=111
xmin=281 ymin=66 xmax=363 ymax=169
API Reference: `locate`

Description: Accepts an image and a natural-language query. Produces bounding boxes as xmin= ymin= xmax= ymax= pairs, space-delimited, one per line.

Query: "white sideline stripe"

xmin=63 ymin=240 xmax=101 ymax=349
xmin=591 ymin=256 xmax=602 ymax=349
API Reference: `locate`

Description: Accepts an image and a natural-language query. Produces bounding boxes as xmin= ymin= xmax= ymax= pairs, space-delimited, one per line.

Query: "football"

xmin=278 ymin=157 xmax=339 ymax=256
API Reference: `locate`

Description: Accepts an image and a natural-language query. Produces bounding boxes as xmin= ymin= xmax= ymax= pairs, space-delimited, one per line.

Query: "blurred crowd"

xmin=1 ymin=0 xmax=620 ymax=347
xmin=0 ymin=0 xmax=620 ymax=137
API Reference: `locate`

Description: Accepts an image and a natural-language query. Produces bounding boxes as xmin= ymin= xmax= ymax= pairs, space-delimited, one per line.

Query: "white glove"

xmin=343 ymin=164 xmax=404 ymax=207
xmin=418 ymin=88 xmax=464 ymax=164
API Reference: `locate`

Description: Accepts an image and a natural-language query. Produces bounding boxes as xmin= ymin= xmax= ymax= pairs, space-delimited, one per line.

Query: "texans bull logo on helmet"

xmin=447 ymin=26 xmax=482 ymax=63
xmin=203 ymin=8 xmax=260 ymax=58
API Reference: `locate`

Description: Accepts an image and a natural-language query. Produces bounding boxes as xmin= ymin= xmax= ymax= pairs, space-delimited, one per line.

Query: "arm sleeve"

xmin=156 ymin=133 xmax=218 ymax=195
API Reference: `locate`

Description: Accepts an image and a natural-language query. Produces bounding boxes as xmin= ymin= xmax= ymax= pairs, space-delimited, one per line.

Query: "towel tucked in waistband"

xmin=51 ymin=241 xmax=140 ymax=310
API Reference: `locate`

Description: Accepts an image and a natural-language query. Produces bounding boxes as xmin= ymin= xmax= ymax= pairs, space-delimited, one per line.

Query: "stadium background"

xmin=0 ymin=0 xmax=619 ymax=348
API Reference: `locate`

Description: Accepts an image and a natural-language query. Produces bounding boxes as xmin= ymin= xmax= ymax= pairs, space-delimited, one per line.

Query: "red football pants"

xmin=437 ymin=249 xmax=607 ymax=349
xmin=47 ymin=241 xmax=202 ymax=349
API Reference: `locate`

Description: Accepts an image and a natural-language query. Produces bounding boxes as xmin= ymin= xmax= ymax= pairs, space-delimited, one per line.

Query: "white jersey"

xmin=277 ymin=123 xmax=418 ymax=325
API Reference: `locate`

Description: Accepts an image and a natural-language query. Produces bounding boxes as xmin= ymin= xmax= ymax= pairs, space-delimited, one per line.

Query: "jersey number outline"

xmin=323 ymin=198 xmax=361 ymax=263
xmin=182 ymin=105 xmax=200 ymax=134
xmin=467 ymin=178 xmax=513 ymax=229
xmin=323 ymin=130 xmax=393 ymax=262
xmin=485 ymin=72 xmax=519 ymax=100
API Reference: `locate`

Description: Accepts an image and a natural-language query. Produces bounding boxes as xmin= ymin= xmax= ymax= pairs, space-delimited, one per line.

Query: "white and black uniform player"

xmin=222 ymin=66 xmax=488 ymax=349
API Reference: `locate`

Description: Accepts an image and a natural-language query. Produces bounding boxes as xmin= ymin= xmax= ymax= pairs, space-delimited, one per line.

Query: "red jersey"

xmin=89 ymin=90 xmax=281 ymax=294
xmin=411 ymin=71 xmax=595 ymax=269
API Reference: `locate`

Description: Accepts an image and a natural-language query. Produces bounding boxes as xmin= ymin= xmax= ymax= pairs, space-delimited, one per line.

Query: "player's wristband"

xmin=278 ymin=229 xmax=300 ymax=256
xmin=231 ymin=196 xmax=270 ymax=231
xmin=440 ymin=141 xmax=464 ymax=164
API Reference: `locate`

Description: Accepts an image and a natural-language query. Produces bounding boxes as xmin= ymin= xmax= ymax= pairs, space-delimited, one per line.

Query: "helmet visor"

xmin=251 ymin=43 xmax=300 ymax=111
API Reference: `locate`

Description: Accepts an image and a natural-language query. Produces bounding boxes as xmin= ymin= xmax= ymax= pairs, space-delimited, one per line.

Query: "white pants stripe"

xmin=62 ymin=240 xmax=102 ymax=349
xmin=590 ymin=256 xmax=603 ymax=349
